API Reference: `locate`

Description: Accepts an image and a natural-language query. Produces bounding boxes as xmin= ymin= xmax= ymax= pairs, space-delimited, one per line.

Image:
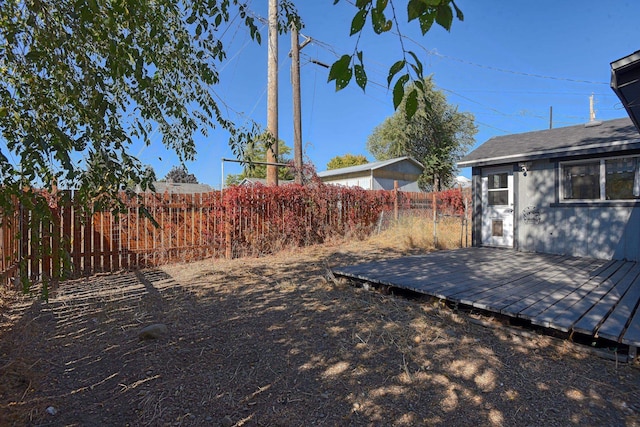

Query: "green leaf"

xmin=418 ymin=11 xmax=436 ymax=34
xmin=393 ymin=74 xmax=409 ymax=110
xmin=405 ymin=88 xmax=418 ymax=119
xmin=387 ymin=59 xmax=406 ymax=86
xmin=435 ymin=4 xmax=454 ymax=31
xmin=407 ymin=51 xmax=423 ymax=76
xmin=328 ymin=55 xmax=353 ymax=91
xmin=350 ymin=9 xmax=367 ymax=35
xmin=354 ymin=64 xmax=367 ymax=91
xmin=452 ymin=1 xmax=464 ymax=20
xmin=371 ymin=8 xmax=383 ymax=33
xmin=407 ymin=0 xmax=426 ymax=22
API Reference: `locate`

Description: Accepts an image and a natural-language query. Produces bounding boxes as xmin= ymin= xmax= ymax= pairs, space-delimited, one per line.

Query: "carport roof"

xmin=458 ymin=117 xmax=640 ymax=168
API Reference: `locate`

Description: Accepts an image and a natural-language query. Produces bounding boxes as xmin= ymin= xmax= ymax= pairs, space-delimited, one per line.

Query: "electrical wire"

xmin=400 ymin=33 xmax=609 ymax=85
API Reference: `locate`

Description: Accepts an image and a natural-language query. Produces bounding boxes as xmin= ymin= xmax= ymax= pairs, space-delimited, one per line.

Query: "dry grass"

xmin=370 ymin=213 xmax=471 ymax=252
xmin=0 ymin=221 xmax=638 ymax=426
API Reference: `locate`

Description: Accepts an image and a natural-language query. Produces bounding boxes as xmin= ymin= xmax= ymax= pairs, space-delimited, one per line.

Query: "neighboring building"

xmin=239 ymin=178 xmax=294 ymax=186
xmin=454 ymin=175 xmax=472 ymax=189
xmin=458 ymin=117 xmax=640 ymax=261
xmin=317 ymin=156 xmax=424 ymax=191
xmin=137 ymin=181 xmax=213 ymax=194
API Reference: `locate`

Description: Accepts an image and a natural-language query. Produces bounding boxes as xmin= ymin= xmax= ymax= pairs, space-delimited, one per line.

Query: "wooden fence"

xmin=0 ymin=187 xmax=468 ymax=288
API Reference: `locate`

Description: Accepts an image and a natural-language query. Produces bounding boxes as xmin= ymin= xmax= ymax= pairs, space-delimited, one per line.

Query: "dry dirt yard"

xmin=0 ymin=240 xmax=639 ymax=426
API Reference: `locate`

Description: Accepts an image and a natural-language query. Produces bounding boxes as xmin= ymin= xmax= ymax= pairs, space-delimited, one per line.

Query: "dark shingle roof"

xmin=458 ymin=117 xmax=640 ymax=168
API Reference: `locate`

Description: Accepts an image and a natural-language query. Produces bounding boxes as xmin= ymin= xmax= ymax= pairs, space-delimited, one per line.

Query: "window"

xmin=606 ymin=158 xmax=640 ymax=199
xmin=487 ymin=173 xmax=508 ymax=205
xmin=562 ymin=156 xmax=640 ymax=201
xmin=563 ymin=162 xmax=600 ymax=200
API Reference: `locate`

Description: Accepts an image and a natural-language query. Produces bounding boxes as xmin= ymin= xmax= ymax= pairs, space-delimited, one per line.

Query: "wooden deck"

xmin=332 ymin=247 xmax=640 ymax=348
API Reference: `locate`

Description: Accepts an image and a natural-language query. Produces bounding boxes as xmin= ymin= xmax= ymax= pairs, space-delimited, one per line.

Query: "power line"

xmin=401 ymin=34 xmax=609 ymax=85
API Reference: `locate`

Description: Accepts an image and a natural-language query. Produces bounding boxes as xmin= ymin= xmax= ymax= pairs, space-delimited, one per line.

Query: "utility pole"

xmin=266 ymin=0 xmax=278 ymax=186
xmin=291 ymin=23 xmax=302 ymax=185
xmin=290 ymin=25 xmax=311 ymax=185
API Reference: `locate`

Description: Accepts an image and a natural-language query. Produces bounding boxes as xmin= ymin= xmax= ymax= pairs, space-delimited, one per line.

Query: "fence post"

xmin=393 ymin=180 xmax=399 ymax=221
xmin=464 ymin=192 xmax=469 ymax=247
xmin=432 ymin=177 xmax=438 ymax=248
xmin=225 ymin=194 xmax=232 ymax=260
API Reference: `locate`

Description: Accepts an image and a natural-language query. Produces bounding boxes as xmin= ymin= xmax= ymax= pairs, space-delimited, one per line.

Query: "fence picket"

xmin=0 ymin=187 xmax=469 ymax=287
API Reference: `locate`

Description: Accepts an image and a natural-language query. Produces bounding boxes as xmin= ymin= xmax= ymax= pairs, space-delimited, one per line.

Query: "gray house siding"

xmin=462 ymin=118 xmax=640 ymax=261
xmin=471 ymin=158 xmax=640 ymax=261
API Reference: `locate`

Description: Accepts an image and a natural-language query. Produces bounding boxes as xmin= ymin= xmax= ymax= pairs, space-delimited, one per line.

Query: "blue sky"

xmin=136 ymin=1 xmax=640 ymax=188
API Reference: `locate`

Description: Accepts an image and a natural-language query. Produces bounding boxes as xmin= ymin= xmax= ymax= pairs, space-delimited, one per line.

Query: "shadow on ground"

xmin=0 ymin=243 xmax=638 ymax=426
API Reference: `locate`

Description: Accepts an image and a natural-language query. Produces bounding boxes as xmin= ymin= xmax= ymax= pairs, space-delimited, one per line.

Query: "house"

xmin=239 ymin=177 xmax=294 ymax=186
xmin=454 ymin=175 xmax=472 ymax=189
xmin=317 ymin=156 xmax=424 ymax=191
xmin=137 ymin=181 xmax=213 ymax=194
xmin=458 ymin=117 xmax=640 ymax=261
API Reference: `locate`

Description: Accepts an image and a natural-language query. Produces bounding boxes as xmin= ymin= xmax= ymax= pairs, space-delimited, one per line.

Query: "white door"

xmin=481 ymin=168 xmax=514 ymax=247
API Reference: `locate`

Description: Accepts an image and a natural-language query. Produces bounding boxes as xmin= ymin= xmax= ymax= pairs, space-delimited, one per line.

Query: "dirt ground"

xmin=0 ymin=239 xmax=639 ymax=426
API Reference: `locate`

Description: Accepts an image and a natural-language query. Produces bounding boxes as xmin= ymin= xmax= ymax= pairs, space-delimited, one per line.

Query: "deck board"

xmin=466 ymin=257 xmax=594 ymax=314
xmin=506 ymin=258 xmax=607 ymax=319
xmin=332 ymin=248 xmax=640 ymax=348
xmin=597 ymin=276 xmax=640 ymax=344
xmin=574 ymin=262 xmax=640 ymax=338
xmin=522 ymin=260 xmax=617 ymax=322
xmin=530 ymin=260 xmax=625 ymax=329
xmin=623 ymin=309 xmax=640 ymax=346
xmin=550 ymin=263 xmax=633 ymax=334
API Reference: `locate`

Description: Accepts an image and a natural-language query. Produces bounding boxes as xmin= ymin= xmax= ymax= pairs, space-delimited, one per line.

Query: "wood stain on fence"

xmin=0 ymin=186 xmax=469 ymax=288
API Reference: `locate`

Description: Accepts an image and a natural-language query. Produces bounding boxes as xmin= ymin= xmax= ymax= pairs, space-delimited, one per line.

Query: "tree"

xmin=163 ymin=166 xmax=198 ymax=184
xmin=0 ymin=0 xmax=299 ymax=213
xmin=0 ymin=0 xmax=462 ymax=214
xmin=225 ymin=136 xmax=294 ymax=186
xmin=367 ymin=77 xmax=477 ymax=191
xmin=326 ymin=154 xmax=369 ymax=170
xmin=329 ymin=0 xmax=463 ymax=119
xmin=367 ymin=114 xmax=408 ymax=161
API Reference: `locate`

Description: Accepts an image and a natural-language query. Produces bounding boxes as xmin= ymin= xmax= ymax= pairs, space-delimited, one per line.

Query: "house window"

xmin=563 ymin=161 xmax=600 ymax=200
xmin=606 ymin=158 xmax=640 ymax=199
xmin=562 ymin=156 xmax=640 ymax=201
xmin=487 ymin=173 xmax=508 ymax=205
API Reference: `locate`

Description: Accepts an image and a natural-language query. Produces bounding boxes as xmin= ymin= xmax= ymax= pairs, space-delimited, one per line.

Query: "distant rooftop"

xmin=137 ymin=181 xmax=213 ymax=194
xmin=317 ymin=156 xmax=423 ymax=177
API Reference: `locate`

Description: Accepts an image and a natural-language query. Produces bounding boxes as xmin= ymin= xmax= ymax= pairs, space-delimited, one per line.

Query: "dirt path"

xmin=0 ymin=241 xmax=639 ymax=426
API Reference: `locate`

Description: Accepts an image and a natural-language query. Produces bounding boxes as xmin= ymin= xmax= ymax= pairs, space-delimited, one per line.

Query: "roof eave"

xmin=458 ymin=138 xmax=640 ymax=168
xmin=611 ymin=50 xmax=640 ymax=133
